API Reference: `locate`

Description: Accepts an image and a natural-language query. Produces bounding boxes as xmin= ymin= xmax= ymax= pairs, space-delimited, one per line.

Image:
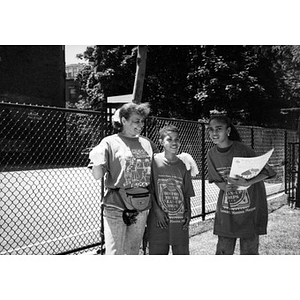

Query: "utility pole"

xmin=132 ymin=46 xmax=147 ymax=104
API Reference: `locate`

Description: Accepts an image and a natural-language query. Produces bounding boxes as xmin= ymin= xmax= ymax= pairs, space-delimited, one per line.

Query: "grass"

xmin=189 ymin=194 xmax=300 ymax=255
xmin=259 ymin=205 xmax=300 ymax=255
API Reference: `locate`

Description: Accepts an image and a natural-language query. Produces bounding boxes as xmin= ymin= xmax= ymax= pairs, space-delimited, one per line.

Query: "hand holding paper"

xmin=228 ymin=175 xmax=251 ymax=189
xmin=228 ymin=148 xmax=274 ymax=190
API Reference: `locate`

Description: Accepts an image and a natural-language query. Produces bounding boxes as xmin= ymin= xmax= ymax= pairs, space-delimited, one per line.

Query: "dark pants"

xmin=216 ymin=235 xmax=259 ymax=255
xmin=149 ymin=242 xmax=189 ymax=255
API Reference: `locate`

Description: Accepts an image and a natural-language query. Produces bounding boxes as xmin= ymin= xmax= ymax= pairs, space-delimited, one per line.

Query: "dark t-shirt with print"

xmin=147 ymin=153 xmax=195 ymax=246
xmin=207 ymin=141 xmax=276 ymax=238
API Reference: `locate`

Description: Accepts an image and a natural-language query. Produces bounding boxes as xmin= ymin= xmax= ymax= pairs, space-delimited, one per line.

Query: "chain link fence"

xmin=1 ymin=102 xmax=298 ymax=254
xmin=285 ymin=142 xmax=300 ymax=206
xmin=0 ymin=103 xmax=112 ymax=255
xmin=145 ymin=117 xmax=298 ymax=228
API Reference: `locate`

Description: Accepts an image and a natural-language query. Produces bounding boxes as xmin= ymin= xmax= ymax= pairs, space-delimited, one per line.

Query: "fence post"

xmin=201 ymin=123 xmax=206 ymax=221
xmin=296 ymin=116 xmax=300 ymax=208
xmin=251 ymin=127 xmax=254 ymax=149
xmin=284 ymin=130 xmax=288 ymax=194
xmin=296 ymin=143 xmax=300 ymax=208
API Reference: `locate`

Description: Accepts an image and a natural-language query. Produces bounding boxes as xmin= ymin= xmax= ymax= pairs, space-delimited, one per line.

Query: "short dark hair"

xmin=159 ymin=125 xmax=179 ymax=140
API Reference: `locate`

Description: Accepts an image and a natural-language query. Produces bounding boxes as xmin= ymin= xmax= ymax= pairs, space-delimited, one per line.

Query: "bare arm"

xmin=92 ymin=164 xmax=105 ymax=180
xmin=151 ymin=194 xmax=169 ymax=228
xmin=214 ymin=182 xmax=227 ymax=191
xmin=183 ymin=197 xmax=191 ymax=230
xmin=228 ymin=173 xmax=269 ymax=188
xmin=214 ymin=181 xmax=240 ymax=192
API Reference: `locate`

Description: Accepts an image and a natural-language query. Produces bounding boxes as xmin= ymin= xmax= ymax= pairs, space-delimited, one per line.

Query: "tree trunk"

xmin=132 ymin=46 xmax=147 ymax=104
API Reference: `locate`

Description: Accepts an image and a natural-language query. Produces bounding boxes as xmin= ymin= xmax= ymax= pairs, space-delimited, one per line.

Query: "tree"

xmin=76 ymin=45 xmax=137 ymax=109
xmin=75 ymin=45 xmax=300 ymax=129
xmin=140 ymin=46 xmax=190 ymax=117
xmin=187 ymin=45 xmax=288 ymax=127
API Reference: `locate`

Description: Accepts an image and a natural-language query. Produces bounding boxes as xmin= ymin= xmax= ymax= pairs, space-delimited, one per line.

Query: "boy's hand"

xmin=154 ymin=207 xmax=169 ymax=229
xmin=215 ymin=182 xmax=238 ymax=192
xmin=228 ymin=175 xmax=250 ymax=187
xmin=225 ymin=183 xmax=239 ymax=192
xmin=182 ymin=210 xmax=191 ymax=230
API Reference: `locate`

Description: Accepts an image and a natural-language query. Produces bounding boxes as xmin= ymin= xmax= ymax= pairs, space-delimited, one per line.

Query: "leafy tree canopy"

xmin=76 ymin=45 xmax=300 ymax=129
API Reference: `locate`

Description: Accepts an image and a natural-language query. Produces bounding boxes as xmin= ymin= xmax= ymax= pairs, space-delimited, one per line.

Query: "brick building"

xmin=65 ymin=63 xmax=86 ymax=107
xmin=0 ymin=46 xmax=66 ymax=164
xmin=0 ymin=45 xmax=65 ymax=107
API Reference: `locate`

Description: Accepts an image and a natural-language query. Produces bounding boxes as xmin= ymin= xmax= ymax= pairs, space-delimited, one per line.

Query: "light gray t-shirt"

xmin=89 ymin=133 xmax=155 ymax=209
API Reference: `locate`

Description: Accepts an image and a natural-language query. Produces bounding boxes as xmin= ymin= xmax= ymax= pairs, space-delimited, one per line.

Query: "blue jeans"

xmin=216 ymin=235 xmax=259 ymax=255
xmin=103 ymin=207 xmax=148 ymax=255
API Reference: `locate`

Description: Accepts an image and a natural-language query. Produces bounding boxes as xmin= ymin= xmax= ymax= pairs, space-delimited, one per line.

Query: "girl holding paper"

xmin=207 ymin=115 xmax=276 ymax=255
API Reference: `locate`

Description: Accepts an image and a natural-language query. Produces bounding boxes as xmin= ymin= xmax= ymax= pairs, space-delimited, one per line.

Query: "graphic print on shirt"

xmin=157 ymin=175 xmax=185 ymax=223
xmin=123 ymin=148 xmax=151 ymax=188
xmin=217 ymin=166 xmax=251 ymax=213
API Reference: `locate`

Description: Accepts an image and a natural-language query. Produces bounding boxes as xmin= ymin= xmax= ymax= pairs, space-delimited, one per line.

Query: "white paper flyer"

xmin=229 ymin=148 xmax=274 ymax=182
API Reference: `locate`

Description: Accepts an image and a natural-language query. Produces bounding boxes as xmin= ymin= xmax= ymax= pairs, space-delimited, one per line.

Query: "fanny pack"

xmin=124 ymin=187 xmax=151 ymax=212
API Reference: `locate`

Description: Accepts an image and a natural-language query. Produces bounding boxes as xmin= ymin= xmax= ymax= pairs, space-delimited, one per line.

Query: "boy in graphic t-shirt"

xmin=147 ymin=125 xmax=198 ymax=255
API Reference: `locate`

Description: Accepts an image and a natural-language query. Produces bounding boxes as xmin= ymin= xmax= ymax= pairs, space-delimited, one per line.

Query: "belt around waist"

xmin=109 ymin=187 xmax=149 ymax=192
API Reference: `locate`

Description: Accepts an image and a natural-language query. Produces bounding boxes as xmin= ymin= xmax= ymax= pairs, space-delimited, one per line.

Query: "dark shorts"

xmin=149 ymin=242 xmax=189 ymax=255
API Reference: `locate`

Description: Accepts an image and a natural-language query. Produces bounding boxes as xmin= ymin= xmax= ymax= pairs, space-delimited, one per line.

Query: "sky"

xmin=65 ymin=45 xmax=92 ymax=65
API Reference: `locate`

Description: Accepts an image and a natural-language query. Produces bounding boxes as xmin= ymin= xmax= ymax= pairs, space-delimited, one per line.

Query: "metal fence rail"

xmin=1 ymin=102 xmax=298 ymax=255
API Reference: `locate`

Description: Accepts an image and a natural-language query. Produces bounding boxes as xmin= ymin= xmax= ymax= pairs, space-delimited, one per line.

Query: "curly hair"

xmin=112 ymin=102 xmax=150 ymax=131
